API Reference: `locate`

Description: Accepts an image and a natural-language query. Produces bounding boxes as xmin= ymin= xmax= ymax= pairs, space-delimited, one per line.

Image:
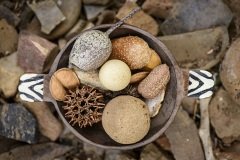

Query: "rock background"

xmin=0 ymin=0 xmax=240 ymax=159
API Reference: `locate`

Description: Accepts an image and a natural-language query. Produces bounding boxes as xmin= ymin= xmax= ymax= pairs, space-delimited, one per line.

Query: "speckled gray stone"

xmin=69 ymin=30 xmax=112 ymax=71
xmin=0 ymin=103 xmax=37 ymax=144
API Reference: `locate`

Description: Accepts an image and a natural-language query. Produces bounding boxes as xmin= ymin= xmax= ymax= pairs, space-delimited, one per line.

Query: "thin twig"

xmin=199 ymin=97 xmax=215 ymax=160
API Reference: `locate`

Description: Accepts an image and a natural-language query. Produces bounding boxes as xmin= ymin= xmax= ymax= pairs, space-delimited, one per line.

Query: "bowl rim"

xmin=46 ymin=24 xmax=184 ymax=150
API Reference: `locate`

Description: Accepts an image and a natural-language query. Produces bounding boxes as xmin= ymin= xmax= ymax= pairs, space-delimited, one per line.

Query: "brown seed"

xmin=130 ymin=72 xmax=149 ymax=84
xmin=49 ymin=68 xmax=80 ymax=101
xmin=54 ymin=68 xmax=80 ymax=89
xmin=110 ymin=36 xmax=151 ymax=70
xmin=138 ymin=64 xmax=170 ymax=99
xmin=49 ymin=75 xmax=67 ymax=101
xmin=143 ymin=49 xmax=161 ymax=71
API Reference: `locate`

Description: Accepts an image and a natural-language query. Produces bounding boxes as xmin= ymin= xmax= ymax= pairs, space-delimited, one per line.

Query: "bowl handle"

xmin=18 ymin=73 xmax=50 ymax=102
xmin=182 ymin=69 xmax=215 ymax=99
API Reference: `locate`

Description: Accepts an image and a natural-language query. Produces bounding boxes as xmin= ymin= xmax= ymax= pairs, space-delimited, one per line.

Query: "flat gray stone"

xmin=161 ymin=0 xmax=233 ymax=35
xmin=28 ymin=0 xmax=66 ymax=34
xmin=159 ymin=26 xmax=229 ymax=69
xmin=0 ymin=103 xmax=37 ymax=144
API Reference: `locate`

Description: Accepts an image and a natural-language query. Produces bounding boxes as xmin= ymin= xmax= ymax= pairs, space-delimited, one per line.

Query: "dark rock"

xmin=140 ymin=143 xmax=171 ymax=160
xmin=209 ymin=88 xmax=240 ymax=144
xmin=23 ymin=102 xmax=63 ymax=141
xmin=0 ymin=143 xmax=72 ymax=160
xmin=0 ymin=52 xmax=24 ymax=98
xmin=17 ymin=31 xmax=58 ymax=73
xmin=18 ymin=5 xmax=34 ymax=30
xmin=28 ymin=0 xmax=66 ymax=34
xmin=215 ymin=151 xmax=240 ymax=160
xmin=161 ymin=0 xmax=233 ymax=35
xmin=220 ymin=38 xmax=240 ymax=105
xmin=159 ymin=26 xmax=229 ymax=69
xmin=0 ymin=19 xmax=18 ymax=56
xmin=0 ymin=136 xmax=22 ymax=154
xmin=165 ymin=108 xmax=205 ymax=160
xmin=0 ymin=5 xmax=20 ymax=27
xmin=0 ymin=103 xmax=37 ymax=144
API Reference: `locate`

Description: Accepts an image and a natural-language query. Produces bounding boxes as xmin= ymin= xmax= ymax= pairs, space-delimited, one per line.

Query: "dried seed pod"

xmin=130 ymin=71 xmax=149 ymax=84
xmin=110 ymin=36 xmax=151 ymax=70
xmin=143 ymin=49 xmax=161 ymax=71
xmin=49 ymin=68 xmax=80 ymax=101
xmin=63 ymin=85 xmax=105 ymax=128
xmin=138 ymin=64 xmax=170 ymax=99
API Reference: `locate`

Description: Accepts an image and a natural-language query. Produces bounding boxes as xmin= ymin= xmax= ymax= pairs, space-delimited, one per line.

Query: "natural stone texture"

xmin=24 ymin=102 xmax=63 ymax=141
xmin=159 ymin=26 xmax=229 ymax=69
xmin=116 ymin=1 xmax=159 ymax=36
xmin=161 ymin=0 xmax=233 ymax=35
xmin=73 ymin=68 xmax=107 ymax=90
xmin=165 ymin=108 xmax=205 ymax=160
xmin=0 ymin=52 xmax=24 ymax=98
xmin=215 ymin=151 xmax=240 ymax=160
xmin=27 ymin=0 xmax=81 ymax=40
xmin=65 ymin=19 xmax=87 ymax=40
xmin=220 ymin=38 xmax=240 ymax=105
xmin=0 ymin=19 xmax=18 ymax=56
xmin=83 ymin=143 xmax=104 ymax=160
xmin=155 ymin=135 xmax=171 ymax=152
xmin=0 ymin=5 xmax=20 ymax=27
xmin=209 ymin=88 xmax=240 ymax=144
xmin=104 ymin=150 xmax=136 ymax=160
xmin=0 ymin=103 xmax=37 ymax=144
xmin=0 ymin=143 xmax=72 ymax=160
xmin=28 ymin=0 xmax=66 ymax=34
xmin=142 ymin=0 xmax=173 ymax=19
xmin=84 ymin=5 xmax=106 ymax=20
xmin=83 ymin=0 xmax=111 ymax=5
xmin=96 ymin=10 xmax=116 ymax=25
xmin=140 ymin=143 xmax=170 ymax=160
xmin=17 ymin=31 xmax=58 ymax=73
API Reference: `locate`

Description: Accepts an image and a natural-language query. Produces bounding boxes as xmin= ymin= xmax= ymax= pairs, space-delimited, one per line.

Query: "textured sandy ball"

xmin=110 ymin=36 xmax=151 ymax=70
xmin=69 ymin=30 xmax=112 ymax=71
xmin=99 ymin=60 xmax=131 ymax=91
xmin=138 ymin=64 xmax=170 ymax=99
xmin=102 ymin=96 xmax=150 ymax=144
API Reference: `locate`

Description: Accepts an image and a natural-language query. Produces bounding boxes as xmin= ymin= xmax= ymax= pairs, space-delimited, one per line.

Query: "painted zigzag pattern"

xmin=188 ymin=70 xmax=214 ymax=99
xmin=18 ymin=74 xmax=44 ymax=102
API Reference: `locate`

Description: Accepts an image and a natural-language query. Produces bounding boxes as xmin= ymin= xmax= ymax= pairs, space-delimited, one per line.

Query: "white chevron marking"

xmin=199 ymin=91 xmax=213 ymax=99
xmin=33 ymin=84 xmax=44 ymax=95
xmin=18 ymin=78 xmax=44 ymax=101
xmin=188 ymin=71 xmax=214 ymax=97
xmin=188 ymin=77 xmax=199 ymax=90
xmin=20 ymin=74 xmax=40 ymax=81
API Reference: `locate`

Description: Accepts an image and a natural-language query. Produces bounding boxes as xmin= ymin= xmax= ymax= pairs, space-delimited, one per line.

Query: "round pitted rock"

xmin=102 ymin=96 xmax=150 ymax=144
xmin=110 ymin=36 xmax=151 ymax=70
xmin=69 ymin=30 xmax=112 ymax=71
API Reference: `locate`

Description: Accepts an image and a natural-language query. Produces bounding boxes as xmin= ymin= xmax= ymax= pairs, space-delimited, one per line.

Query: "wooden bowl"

xmin=41 ymin=24 xmax=186 ymax=149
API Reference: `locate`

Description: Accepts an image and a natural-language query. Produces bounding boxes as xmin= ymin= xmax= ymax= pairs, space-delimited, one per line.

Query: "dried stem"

xmin=105 ymin=7 xmax=141 ymax=35
xmin=199 ymin=97 xmax=215 ymax=160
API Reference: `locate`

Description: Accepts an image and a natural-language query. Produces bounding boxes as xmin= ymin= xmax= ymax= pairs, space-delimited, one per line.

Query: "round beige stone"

xmin=102 ymin=96 xmax=150 ymax=144
xmin=99 ymin=60 xmax=131 ymax=91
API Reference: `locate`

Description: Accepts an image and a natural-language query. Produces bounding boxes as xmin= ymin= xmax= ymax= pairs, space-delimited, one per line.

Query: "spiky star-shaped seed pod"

xmin=63 ymin=85 xmax=105 ymax=128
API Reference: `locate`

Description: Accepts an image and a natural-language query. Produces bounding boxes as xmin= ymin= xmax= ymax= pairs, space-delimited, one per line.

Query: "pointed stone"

xmin=17 ymin=31 xmax=58 ymax=73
